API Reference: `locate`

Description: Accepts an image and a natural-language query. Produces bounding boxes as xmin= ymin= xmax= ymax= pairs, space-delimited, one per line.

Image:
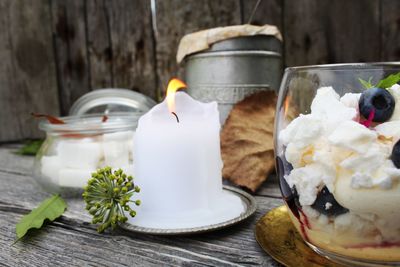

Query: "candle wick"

xmin=171 ymin=112 xmax=179 ymax=123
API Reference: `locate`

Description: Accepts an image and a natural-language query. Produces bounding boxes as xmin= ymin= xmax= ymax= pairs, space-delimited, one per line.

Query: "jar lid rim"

xmin=39 ymin=112 xmax=141 ymax=134
xmin=285 ymin=62 xmax=400 ymax=72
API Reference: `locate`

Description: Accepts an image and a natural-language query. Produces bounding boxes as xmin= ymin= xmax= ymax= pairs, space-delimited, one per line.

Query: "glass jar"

xmin=274 ymin=63 xmax=400 ymax=266
xmin=33 ymin=113 xmax=141 ymax=196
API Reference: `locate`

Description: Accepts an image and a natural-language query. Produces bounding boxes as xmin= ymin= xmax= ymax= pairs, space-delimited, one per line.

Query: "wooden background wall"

xmin=0 ymin=0 xmax=399 ymax=142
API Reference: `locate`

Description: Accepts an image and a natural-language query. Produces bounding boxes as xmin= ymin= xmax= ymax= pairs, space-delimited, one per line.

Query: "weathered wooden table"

xmin=0 ymin=144 xmax=283 ymax=266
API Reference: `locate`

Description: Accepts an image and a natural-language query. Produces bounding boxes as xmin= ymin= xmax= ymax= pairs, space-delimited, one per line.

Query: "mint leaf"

xmin=358 ymin=77 xmax=374 ymax=89
xmin=16 ymin=195 xmax=67 ymax=239
xmin=376 ymin=72 xmax=400 ymax=89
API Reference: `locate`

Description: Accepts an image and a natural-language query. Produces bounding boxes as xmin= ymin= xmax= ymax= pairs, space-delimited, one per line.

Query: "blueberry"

xmin=276 ymin=156 xmax=294 ymax=198
xmin=286 ymin=186 xmax=301 ymax=220
xmin=311 ymin=186 xmax=349 ymax=216
xmin=359 ymin=88 xmax=395 ymax=122
xmin=391 ymin=140 xmax=400 ymax=168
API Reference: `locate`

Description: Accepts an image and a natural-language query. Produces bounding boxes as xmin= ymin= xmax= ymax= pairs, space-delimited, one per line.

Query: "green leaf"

xmin=358 ymin=77 xmax=374 ymax=89
xmin=376 ymin=72 xmax=400 ymax=89
xmin=16 ymin=195 xmax=67 ymax=239
xmin=16 ymin=140 xmax=44 ymax=156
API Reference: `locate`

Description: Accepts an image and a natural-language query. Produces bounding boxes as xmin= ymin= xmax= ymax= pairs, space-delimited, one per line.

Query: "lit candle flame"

xmin=166 ymin=78 xmax=187 ymax=114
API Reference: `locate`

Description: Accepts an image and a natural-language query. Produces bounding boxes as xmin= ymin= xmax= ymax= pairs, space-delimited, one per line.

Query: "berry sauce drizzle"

xmin=285 ymin=197 xmax=311 ymax=242
xmin=277 ymin=156 xmax=311 ymax=242
xmin=298 ymin=208 xmax=311 ymax=242
xmin=360 ymin=109 xmax=375 ymax=128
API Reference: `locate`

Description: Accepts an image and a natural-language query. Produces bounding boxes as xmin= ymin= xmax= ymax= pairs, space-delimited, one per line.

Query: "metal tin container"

xmin=183 ymin=35 xmax=282 ymax=124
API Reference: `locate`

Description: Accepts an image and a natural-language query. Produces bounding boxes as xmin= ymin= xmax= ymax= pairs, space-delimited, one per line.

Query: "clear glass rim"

xmin=284 ymin=62 xmax=400 ymax=72
xmin=39 ymin=112 xmax=142 ymax=135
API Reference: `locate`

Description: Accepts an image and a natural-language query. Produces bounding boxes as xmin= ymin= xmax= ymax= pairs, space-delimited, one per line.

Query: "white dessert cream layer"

xmin=280 ymin=85 xmax=400 ymax=248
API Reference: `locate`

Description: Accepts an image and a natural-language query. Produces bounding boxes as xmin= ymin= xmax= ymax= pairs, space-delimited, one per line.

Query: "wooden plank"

xmin=0 ymin=170 xmax=283 ymax=266
xmin=0 ymin=145 xmax=282 ymax=198
xmin=0 ymin=203 xmax=282 ymax=266
xmin=0 ymin=147 xmax=33 ymax=176
xmin=284 ymin=0 xmax=381 ymax=67
xmin=85 ymin=0 xmax=157 ymax=99
xmin=0 ymin=0 xmax=60 ymax=142
xmin=106 ymin=0 xmax=157 ymax=99
xmin=381 ymin=0 xmax=400 ymax=61
xmin=154 ymin=0 xmax=242 ymax=98
xmin=0 ymin=146 xmax=283 ymax=266
xmin=256 ymin=174 xmax=281 ymax=198
xmin=50 ymin=0 xmax=91 ymax=115
xmin=85 ymin=0 xmax=114 ymax=89
xmin=241 ymin=0 xmax=283 ymax=30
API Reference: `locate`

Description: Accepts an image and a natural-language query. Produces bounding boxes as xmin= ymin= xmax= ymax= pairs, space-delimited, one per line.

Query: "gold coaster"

xmin=255 ymin=205 xmax=343 ymax=267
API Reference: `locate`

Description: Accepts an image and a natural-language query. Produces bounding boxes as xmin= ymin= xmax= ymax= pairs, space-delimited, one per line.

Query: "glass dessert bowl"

xmin=274 ymin=63 xmax=400 ymax=266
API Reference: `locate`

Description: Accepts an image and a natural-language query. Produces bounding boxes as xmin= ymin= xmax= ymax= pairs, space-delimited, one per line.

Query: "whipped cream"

xmin=389 ymin=84 xmax=400 ymax=121
xmin=280 ymin=85 xmax=400 ymax=243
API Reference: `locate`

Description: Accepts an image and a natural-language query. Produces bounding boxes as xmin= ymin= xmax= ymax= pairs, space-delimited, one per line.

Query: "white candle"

xmin=132 ymin=79 xmax=244 ymax=228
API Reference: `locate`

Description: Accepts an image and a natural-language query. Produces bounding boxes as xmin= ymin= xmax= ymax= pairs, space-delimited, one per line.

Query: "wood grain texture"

xmin=154 ymin=0 xmax=242 ymax=98
xmin=284 ymin=0 xmax=381 ymax=66
xmin=241 ymin=0 xmax=283 ymax=30
xmin=85 ymin=0 xmax=157 ymax=99
xmin=106 ymin=0 xmax=157 ymax=99
xmin=0 ymin=146 xmax=283 ymax=266
xmin=85 ymin=0 xmax=114 ymax=89
xmin=380 ymin=0 xmax=400 ymax=61
xmin=51 ymin=0 xmax=91 ymax=115
xmin=0 ymin=0 xmax=59 ymax=142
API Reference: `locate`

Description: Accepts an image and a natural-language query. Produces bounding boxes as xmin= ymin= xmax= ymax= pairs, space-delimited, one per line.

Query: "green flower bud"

xmin=135 ymin=200 xmax=141 ymax=206
xmin=89 ymin=207 xmax=97 ymax=215
xmin=97 ymin=225 xmax=105 ymax=233
xmin=84 ymin=166 xmax=140 ymax=233
xmin=134 ymin=186 xmax=140 ymax=193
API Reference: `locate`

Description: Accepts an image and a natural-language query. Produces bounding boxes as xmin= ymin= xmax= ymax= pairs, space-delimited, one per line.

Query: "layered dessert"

xmin=278 ymin=82 xmax=400 ymax=261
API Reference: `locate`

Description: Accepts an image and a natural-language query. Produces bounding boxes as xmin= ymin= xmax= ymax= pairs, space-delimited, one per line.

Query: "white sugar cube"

xmin=58 ymin=140 xmax=103 ymax=169
xmin=103 ymin=141 xmax=130 ymax=167
xmin=59 ymin=168 xmax=93 ymax=188
xmin=41 ymin=156 xmax=61 ymax=184
xmin=102 ymin=131 xmax=135 ymax=167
